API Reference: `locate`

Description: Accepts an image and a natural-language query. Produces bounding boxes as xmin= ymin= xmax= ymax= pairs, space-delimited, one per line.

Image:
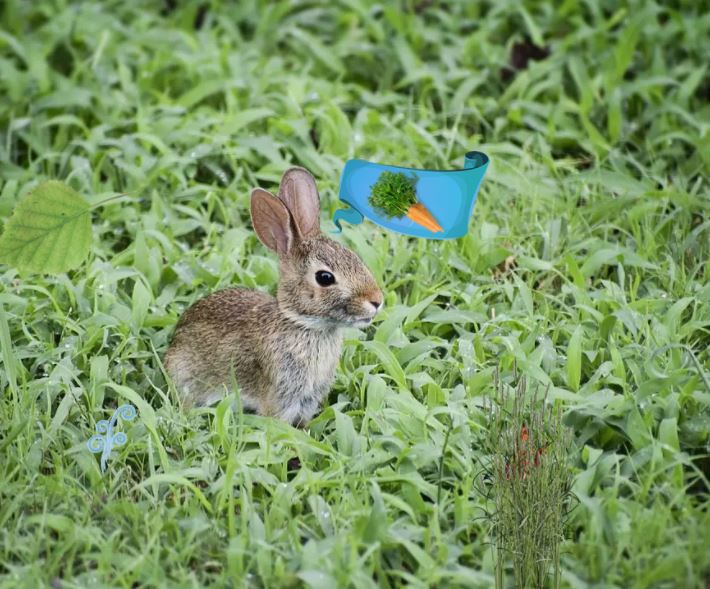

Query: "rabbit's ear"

xmin=250 ymin=188 xmax=293 ymax=255
xmin=278 ymin=167 xmax=321 ymax=239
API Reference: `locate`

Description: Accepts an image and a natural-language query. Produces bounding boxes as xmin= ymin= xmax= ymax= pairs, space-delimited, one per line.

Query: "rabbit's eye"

xmin=315 ymin=270 xmax=336 ymax=287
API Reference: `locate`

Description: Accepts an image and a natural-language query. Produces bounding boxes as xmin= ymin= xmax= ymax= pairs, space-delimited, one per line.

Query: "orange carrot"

xmin=406 ymin=202 xmax=443 ymax=233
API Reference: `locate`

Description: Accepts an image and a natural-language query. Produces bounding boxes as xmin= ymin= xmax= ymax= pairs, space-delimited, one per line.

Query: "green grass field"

xmin=1 ymin=1 xmax=709 ymax=587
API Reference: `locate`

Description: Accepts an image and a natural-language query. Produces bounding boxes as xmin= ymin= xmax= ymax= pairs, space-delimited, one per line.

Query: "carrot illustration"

xmin=368 ymin=171 xmax=443 ymax=233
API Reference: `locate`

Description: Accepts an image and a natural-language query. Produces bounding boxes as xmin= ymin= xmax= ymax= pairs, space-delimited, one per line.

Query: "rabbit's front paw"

xmin=277 ymin=396 xmax=320 ymax=428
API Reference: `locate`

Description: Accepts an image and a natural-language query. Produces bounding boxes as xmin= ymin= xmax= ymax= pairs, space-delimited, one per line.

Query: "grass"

xmin=1 ymin=0 xmax=709 ymax=587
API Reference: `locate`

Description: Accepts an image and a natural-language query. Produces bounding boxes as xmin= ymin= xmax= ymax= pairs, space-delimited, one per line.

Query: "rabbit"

xmin=164 ymin=167 xmax=384 ymax=427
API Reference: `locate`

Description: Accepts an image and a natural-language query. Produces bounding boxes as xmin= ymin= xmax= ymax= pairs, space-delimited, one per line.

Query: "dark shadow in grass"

xmin=688 ymin=454 xmax=710 ymax=496
xmin=47 ymin=42 xmax=74 ymax=76
xmin=501 ymin=37 xmax=550 ymax=83
xmin=161 ymin=0 xmax=177 ymax=16
xmin=310 ymin=127 xmax=320 ymax=150
xmin=414 ymin=0 xmax=435 ymax=14
xmin=287 ymin=456 xmax=302 ymax=481
xmin=194 ymin=4 xmax=209 ymax=29
xmin=160 ymin=0 xmax=208 ymax=29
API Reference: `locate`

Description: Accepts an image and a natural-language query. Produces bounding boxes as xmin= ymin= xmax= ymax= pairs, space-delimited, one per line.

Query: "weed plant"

xmin=482 ymin=373 xmax=573 ymax=589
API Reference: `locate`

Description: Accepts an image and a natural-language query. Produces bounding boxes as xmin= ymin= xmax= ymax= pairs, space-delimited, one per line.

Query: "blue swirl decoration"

xmin=333 ymin=151 xmax=489 ymax=239
xmin=87 ymin=404 xmax=137 ymax=472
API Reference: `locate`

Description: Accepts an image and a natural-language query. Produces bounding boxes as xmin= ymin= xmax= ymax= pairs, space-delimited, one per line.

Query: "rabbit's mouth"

xmin=335 ymin=301 xmax=380 ymax=327
xmin=348 ymin=315 xmax=375 ymax=327
xmin=282 ymin=306 xmax=375 ymax=329
xmin=282 ymin=308 xmax=360 ymax=330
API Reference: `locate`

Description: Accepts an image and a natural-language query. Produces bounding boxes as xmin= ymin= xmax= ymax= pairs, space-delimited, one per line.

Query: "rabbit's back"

xmin=165 ymin=288 xmax=274 ymax=407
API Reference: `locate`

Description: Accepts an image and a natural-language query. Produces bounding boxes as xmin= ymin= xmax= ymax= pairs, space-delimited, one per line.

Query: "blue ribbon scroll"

xmin=333 ymin=151 xmax=489 ymax=239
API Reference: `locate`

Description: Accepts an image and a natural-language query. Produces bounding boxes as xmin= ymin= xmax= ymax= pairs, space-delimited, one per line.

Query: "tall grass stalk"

xmin=485 ymin=373 xmax=573 ymax=589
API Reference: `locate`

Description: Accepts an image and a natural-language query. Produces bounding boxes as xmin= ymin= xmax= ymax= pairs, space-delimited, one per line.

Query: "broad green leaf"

xmin=360 ymin=340 xmax=407 ymax=389
xmin=405 ymin=293 xmax=438 ymax=324
xmin=297 ymin=571 xmax=338 ymax=589
xmin=664 ymin=297 xmax=694 ymax=333
xmin=625 ymin=403 xmax=651 ymax=449
xmin=334 ymin=409 xmax=359 ymax=456
xmin=134 ymin=474 xmax=213 ymax=513
xmin=658 ymin=417 xmax=683 ymax=489
xmin=220 ymin=108 xmax=274 ymax=135
xmin=24 ymin=514 xmax=75 ymax=533
xmin=658 ymin=418 xmax=680 ymax=452
xmin=567 ymin=325 xmax=583 ymax=392
xmin=131 ymin=278 xmax=152 ymax=330
xmin=0 ymin=181 xmax=91 ymax=273
xmin=317 ymin=103 xmax=352 ymax=158
xmin=565 ymin=254 xmax=586 ymax=289
xmin=49 ymin=388 xmax=79 ymax=435
xmin=607 ymin=87 xmax=623 ymax=143
xmin=361 ymin=482 xmax=387 ymax=543
xmin=133 ymin=231 xmax=161 ymax=291
xmin=396 ymin=339 xmax=442 ymax=366
xmin=373 ymin=305 xmax=409 ymax=344
xmin=287 ymin=27 xmax=344 ymax=73
xmin=365 ymin=375 xmax=387 ymax=411
xmin=176 ymin=79 xmax=229 ymax=108
xmin=568 ymin=56 xmax=593 ymax=114
xmin=0 ymin=302 xmax=19 ymax=395
xmin=519 ymin=6 xmax=544 ymax=47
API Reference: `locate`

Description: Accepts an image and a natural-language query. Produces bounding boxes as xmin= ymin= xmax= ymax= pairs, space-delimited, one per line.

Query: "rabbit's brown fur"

xmin=165 ymin=168 xmax=383 ymax=426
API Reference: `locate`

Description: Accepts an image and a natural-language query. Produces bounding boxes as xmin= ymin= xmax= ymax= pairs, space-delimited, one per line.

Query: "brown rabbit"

xmin=164 ymin=167 xmax=383 ymax=427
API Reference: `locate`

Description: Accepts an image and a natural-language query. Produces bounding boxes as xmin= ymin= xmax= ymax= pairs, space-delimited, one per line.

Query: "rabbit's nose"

xmin=364 ymin=289 xmax=383 ymax=313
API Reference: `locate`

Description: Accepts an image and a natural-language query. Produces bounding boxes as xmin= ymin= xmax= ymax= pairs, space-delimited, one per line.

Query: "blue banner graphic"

xmin=333 ymin=151 xmax=489 ymax=239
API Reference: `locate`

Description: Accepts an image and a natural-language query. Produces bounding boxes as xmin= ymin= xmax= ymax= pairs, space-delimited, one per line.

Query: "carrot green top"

xmin=368 ymin=171 xmax=418 ymax=218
